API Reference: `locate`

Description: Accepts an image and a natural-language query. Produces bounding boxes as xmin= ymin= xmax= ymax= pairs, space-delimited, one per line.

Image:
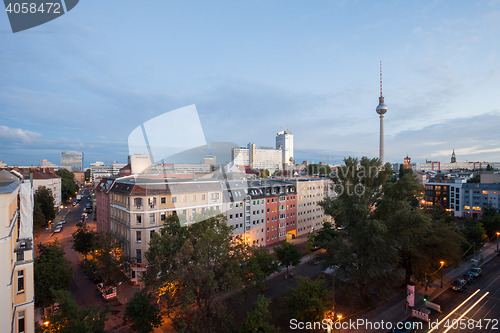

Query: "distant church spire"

xmin=451 ymin=149 xmax=456 ymax=163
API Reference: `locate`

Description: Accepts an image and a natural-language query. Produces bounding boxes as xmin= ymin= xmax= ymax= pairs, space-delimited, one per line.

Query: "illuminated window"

xmin=17 ymin=270 xmax=24 ymax=293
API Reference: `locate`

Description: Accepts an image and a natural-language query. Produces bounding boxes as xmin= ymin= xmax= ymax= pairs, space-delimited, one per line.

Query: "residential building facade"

xmin=0 ymin=171 xmax=35 ymax=333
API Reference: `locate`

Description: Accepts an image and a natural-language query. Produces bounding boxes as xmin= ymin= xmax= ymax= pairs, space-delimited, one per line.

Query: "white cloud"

xmin=0 ymin=125 xmax=41 ymax=144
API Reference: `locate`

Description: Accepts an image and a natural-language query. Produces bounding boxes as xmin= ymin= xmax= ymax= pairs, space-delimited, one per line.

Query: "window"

xmin=136 ymin=231 xmax=142 ymax=242
xmin=150 ymin=213 xmax=155 ymax=224
xmin=161 ymin=197 xmax=166 ymax=204
xmin=150 ymin=230 xmax=155 ymax=238
xmin=134 ymin=198 xmax=143 ymax=208
xmin=136 ymin=214 xmax=142 ymax=224
xmin=211 ymin=193 xmax=220 ymax=200
xmin=202 ymin=194 xmax=206 ymax=200
xmin=18 ymin=311 xmax=25 ymax=333
xmin=17 ymin=270 xmax=24 ymax=293
xmin=193 ymin=195 xmax=197 ymax=201
xmin=161 ymin=212 xmax=166 ymax=222
xmin=172 ymin=196 xmax=177 ymax=203
xmin=136 ymin=249 xmax=142 ymax=264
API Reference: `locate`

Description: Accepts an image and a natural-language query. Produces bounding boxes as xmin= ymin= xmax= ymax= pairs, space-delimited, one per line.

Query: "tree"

xmin=239 ymin=295 xmax=279 ymax=333
xmin=486 ymin=164 xmax=494 ymax=171
xmin=34 ymin=186 xmax=56 ymax=225
xmin=56 ymin=169 xmax=79 ymax=202
xmin=144 ymin=214 xmax=255 ymax=331
xmin=286 ymin=276 xmax=332 ymax=323
xmin=243 ymin=246 xmax=279 ymax=290
xmin=376 ymin=172 xmax=464 ymax=285
xmin=460 ymin=220 xmax=488 ymax=251
xmin=275 ymin=241 xmax=301 ymax=277
xmin=91 ymin=232 xmax=131 ymax=285
xmin=37 ymin=289 xmax=108 ymax=333
xmin=72 ymin=223 xmax=96 ymax=260
xmin=33 ymin=201 xmax=47 ymax=228
xmin=260 ymin=169 xmax=270 ymax=178
xmin=124 ymin=291 xmax=163 ymax=333
xmin=34 ymin=241 xmax=73 ymax=307
xmin=467 ymin=174 xmax=480 ymax=183
xmin=318 ymin=156 xmax=396 ymax=304
xmin=307 ymin=164 xmax=332 ymax=176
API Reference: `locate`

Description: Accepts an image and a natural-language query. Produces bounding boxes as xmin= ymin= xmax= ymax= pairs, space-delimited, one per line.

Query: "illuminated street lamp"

xmin=496 ymin=232 xmax=499 ymax=251
xmin=439 ymin=261 xmax=445 ymax=288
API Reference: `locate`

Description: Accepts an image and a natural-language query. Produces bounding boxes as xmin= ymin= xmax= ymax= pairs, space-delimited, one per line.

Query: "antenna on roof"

xmin=380 ymin=60 xmax=383 ymax=97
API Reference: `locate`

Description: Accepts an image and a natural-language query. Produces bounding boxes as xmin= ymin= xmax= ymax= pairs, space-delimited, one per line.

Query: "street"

xmin=421 ymin=254 xmax=500 ymax=333
xmin=35 ymin=189 xmax=137 ymax=331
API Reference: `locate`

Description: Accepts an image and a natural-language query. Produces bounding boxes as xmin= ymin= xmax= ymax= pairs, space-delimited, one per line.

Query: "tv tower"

xmin=376 ymin=60 xmax=388 ymax=165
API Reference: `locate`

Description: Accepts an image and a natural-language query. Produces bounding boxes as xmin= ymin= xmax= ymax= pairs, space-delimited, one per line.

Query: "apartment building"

xmin=108 ymin=177 xmax=223 ymax=283
xmin=0 ymin=170 xmax=35 ymax=333
xmin=1 ymin=168 xmax=61 ymax=209
xmin=462 ymin=183 xmax=500 ymax=219
xmin=295 ymin=179 xmax=327 ymax=237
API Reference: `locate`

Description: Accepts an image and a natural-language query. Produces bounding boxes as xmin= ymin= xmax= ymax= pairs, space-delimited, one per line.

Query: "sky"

xmin=1 ymin=0 xmax=500 ymax=167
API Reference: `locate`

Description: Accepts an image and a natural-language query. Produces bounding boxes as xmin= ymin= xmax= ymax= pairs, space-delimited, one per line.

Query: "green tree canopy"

xmin=286 ymin=276 xmax=332 ymax=323
xmin=56 ymin=169 xmax=79 ymax=202
xmin=275 ymin=241 xmax=301 ymax=277
xmin=90 ymin=232 xmax=131 ymax=285
xmin=240 ymin=295 xmax=279 ymax=333
xmin=72 ymin=223 xmax=96 ymax=260
xmin=307 ymin=164 xmax=332 ymax=176
xmin=37 ymin=289 xmax=108 ymax=333
xmin=318 ymin=157 xmax=396 ymax=304
xmin=34 ymin=186 xmax=56 ymax=225
xmin=34 ymin=241 xmax=73 ymax=307
xmin=144 ymin=214 xmax=252 ymax=331
xmin=124 ymin=291 xmax=163 ymax=333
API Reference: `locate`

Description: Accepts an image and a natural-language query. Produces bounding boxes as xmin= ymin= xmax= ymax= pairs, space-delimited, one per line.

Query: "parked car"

xmin=451 ymin=279 xmax=467 ymax=291
xmin=54 ymin=226 xmax=62 ymax=233
xmin=60 ymin=219 xmax=66 ymax=224
xmin=56 ymin=222 xmax=63 ymax=228
xmin=72 ymin=202 xmax=77 ymax=206
xmin=393 ymin=320 xmax=418 ymax=333
xmin=462 ymin=273 xmax=474 ymax=284
xmin=468 ymin=267 xmax=483 ymax=277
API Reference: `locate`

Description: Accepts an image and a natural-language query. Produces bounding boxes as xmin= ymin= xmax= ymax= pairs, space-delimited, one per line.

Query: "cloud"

xmin=0 ymin=125 xmax=41 ymax=144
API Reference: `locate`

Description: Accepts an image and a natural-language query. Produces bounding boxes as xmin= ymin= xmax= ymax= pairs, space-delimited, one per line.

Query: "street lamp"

xmin=439 ymin=261 xmax=445 ymax=288
xmin=336 ymin=314 xmax=343 ymax=333
xmin=496 ymin=232 xmax=499 ymax=251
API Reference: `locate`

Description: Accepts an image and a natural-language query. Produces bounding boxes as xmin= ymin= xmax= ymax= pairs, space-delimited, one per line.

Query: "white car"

xmin=60 ymin=219 xmax=66 ymax=224
xmin=54 ymin=226 xmax=62 ymax=233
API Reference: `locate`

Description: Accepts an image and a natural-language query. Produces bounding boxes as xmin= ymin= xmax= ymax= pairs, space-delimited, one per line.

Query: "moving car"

xmin=54 ymin=225 xmax=62 ymax=233
xmin=451 ymin=279 xmax=466 ymax=291
xmin=468 ymin=267 xmax=482 ymax=277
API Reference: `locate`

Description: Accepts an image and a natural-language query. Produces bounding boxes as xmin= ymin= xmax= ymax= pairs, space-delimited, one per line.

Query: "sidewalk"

xmin=342 ymin=241 xmax=499 ymax=333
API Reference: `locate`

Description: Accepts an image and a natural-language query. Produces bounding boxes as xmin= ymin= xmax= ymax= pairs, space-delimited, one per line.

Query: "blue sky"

xmin=1 ymin=0 xmax=500 ymax=167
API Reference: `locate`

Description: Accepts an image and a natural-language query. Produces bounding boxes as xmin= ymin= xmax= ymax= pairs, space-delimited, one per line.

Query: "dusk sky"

xmin=1 ymin=1 xmax=500 ymax=167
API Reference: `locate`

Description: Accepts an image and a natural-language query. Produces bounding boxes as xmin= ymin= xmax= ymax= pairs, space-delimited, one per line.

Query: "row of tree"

xmin=313 ymin=156 xmax=493 ymax=306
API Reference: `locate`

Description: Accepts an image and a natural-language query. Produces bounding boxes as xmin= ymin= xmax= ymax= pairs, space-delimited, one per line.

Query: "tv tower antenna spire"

xmin=376 ymin=60 xmax=388 ymax=165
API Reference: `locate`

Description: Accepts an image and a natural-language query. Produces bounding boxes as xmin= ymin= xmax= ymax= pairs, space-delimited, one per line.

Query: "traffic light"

xmin=423 ymin=295 xmax=428 ymax=302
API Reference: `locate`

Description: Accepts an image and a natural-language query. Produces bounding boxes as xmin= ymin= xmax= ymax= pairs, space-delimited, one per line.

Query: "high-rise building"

xmin=0 ymin=170 xmax=35 ymax=333
xmin=376 ymin=61 xmax=388 ymax=165
xmin=61 ymin=151 xmax=83 ymax=172
xmin=276 ymin=130 xmax=294 ymax=167
xmin=232 ymin=144 xmax=283 ymax=171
